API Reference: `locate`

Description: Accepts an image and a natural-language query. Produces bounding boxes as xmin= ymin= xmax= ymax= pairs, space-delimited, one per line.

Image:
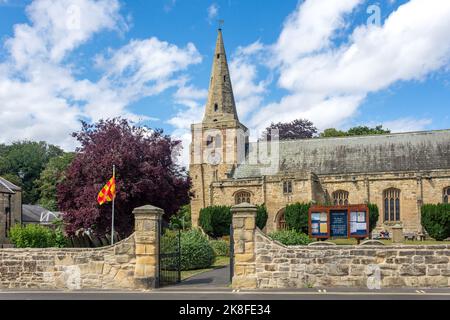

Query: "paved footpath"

xmin=0 ymin=288 xmax=450 ymax=300
xmin=1 ymin=267 xmax=449 ymax=300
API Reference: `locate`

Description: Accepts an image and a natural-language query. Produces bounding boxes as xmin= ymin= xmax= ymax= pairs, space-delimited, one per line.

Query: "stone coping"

xmin=256 ymin=229 xmax=450 ymax=250
xmin=0 ymin=233 xmax=135 ymax=253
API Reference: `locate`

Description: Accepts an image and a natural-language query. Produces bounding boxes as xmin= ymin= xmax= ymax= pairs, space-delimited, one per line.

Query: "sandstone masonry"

xmin=231 ymin=205 xmax=450 ymax=289
xmin=0 ymin=205 xmax=161 ymax=290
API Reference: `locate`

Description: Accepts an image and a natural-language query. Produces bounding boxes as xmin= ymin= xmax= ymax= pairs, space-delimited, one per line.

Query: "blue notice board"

xmin=330 ymin=211 xmax=348 ymax=237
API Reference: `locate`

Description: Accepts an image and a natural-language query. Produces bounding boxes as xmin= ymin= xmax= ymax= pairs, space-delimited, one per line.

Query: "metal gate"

xmin=157 ymin=224 xmax=181 ymax=288
xmin=229 ymin=223 xmax=234 ymax=283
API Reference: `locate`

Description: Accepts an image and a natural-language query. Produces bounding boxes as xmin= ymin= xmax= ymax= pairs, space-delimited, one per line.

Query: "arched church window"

xmin=235 ymin=191 xmax=251 ymax=205
xmin=383 ymin=188 xmax=401 ymax=222
xmin=332 ymin=190 xmax=349 ymax=205
xmin=444 ymin=187 xmax=450 ymax=203
xmin=214 ymin=103 xmax=218 ymax=112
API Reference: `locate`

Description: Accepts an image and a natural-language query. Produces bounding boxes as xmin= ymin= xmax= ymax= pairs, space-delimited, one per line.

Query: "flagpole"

xmin=111 ymin=164 xmax=115 ymax=246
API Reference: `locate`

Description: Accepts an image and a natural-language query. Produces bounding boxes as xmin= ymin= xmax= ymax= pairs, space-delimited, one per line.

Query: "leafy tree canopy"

xmin=320 ymin=125 xmax=391 ymax=138
xmin=57 ymin=118 xmax=191 ymax=237
xmin=35 ymin=152 xmax=76 ymax=211
xmin=262 ymin=119 xmax=318 ymax=141
xmin=0 ymin=141 xmax=64 ymax=204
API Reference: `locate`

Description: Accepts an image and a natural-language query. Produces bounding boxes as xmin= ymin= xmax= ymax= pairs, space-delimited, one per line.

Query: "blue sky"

xmin=0 ymin=0 xmax=449 ymax=165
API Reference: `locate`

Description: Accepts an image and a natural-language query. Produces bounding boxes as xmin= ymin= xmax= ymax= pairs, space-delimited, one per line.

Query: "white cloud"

xmin=380 ymin=117 xmax=432 ymax=133
xmin=207 ymin=3 xmax=219 ymax=24
xmin=0 ymin=0 xmax=202 ymax=152
xmin=245 ymin=0 xmax=450 ymax=135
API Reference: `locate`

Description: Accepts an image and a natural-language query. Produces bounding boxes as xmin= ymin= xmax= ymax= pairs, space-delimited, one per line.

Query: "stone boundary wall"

xmin=0 ymin=205 xmax=162 ymax=290
xmin=231 ymin=203 xmax=450 ymax=289
xmin=0 ymin=235 xmax=136 ymax=290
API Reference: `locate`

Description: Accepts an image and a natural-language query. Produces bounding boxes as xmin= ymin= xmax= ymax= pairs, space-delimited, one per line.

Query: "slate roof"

xmin=232 ymin=129 xmax=450 ymax=179
xmin=22 ymin=205 xmax=61 ymax=224
xmin=0 ymin=177 xmax=21 ymax=194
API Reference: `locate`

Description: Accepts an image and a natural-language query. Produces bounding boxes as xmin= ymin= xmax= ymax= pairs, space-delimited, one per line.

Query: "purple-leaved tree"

xmin=57 ymin=118 xmax=190 ymax=237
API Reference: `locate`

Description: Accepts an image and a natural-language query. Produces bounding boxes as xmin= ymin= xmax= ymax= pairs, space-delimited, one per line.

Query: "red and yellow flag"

xmin=97 ymin=176 xmax=116 ymax=205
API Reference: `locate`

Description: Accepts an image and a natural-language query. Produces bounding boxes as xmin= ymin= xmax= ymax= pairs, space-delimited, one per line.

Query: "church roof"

xmin=232 ymin=129 xmax=450 ymax=178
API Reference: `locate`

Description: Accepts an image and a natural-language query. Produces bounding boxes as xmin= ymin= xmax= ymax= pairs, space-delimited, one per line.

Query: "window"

xmin=235 ymin=191 xmax=251 ymax=204
xmin=444 ymin=187 xmax=450 ymax=203
xmin=217 ymin=54 xmax=220 ymax=59
xmin=224 ymin=75 xmax=227 ymax=82
xmin=283 ymin=181 xmax=293 ymax=194
xmin=214 ymin=103 xmax=218 ymax=112
xmin=332 ymin=190 xmax=349 ymax=205
xmin=206 ymin=136 xmax=214 ymax=148
xmin=383 ymin=188 xmax=401 ymax=222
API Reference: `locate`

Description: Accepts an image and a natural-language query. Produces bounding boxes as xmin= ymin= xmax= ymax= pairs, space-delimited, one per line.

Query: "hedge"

xmin=161 ymin=229 xmax=215 ymax=270
xmin=268 ymin=230 xmax=312 ymax=246
xmin=199 ymin=204 xmax=269 ymax=238
xmin=367 ymin=203 xmax=380 ymax=234
xmin=421 ymin=204 xmax=450 ymax=241
xmin=210 ymin=239 xmax=229 ymax=257
xmin=285 ymin=203 xmax=310 ymax=233
xmin=9 ymin=224 xmax=67 ymax=248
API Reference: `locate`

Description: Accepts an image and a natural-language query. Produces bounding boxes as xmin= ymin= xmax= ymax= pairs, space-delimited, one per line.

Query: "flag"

xmin=97 ymin=176 xmax=116 ymax=205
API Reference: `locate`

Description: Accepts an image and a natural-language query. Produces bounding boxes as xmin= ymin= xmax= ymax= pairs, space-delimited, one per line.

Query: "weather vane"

xmin=217 ymin=19 xmax=224 ymax=29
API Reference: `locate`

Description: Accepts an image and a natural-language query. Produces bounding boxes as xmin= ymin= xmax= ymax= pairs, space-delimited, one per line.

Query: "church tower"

xmin=190 ymin=29 xmax=248 ymax=227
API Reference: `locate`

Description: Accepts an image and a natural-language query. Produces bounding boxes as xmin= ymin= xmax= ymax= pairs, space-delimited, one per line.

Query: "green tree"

xmin=0 ymin=141 xmax=64 ymax=204
xmin=320 ymin=125 xmax=390 ymax=138
xmin=421 ymin=204 xmax=450 ymax=241
xmin=285 ymin=203 xmax=311 ymax=234
xmin=368 ymin=204 xmax=379 ymax=234
xmin=35 ymin=152 xmax=75 ymax=211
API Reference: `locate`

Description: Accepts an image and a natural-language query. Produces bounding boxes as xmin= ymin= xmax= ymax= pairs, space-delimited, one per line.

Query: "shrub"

xmin=368 ymin=203 xmax=379 ymax=234
xmin=210 ymin=239 xmax=229 ymax=257
xmin=161 ymin=229 xmax=215 ymax=270
xmin=199 ymin=206 xmax=231 ymax=238
xmin=256 ymin=204 xmax=268 ymax=230
xmin=268 ymin=230 xmax=312 ymax=246
xmin=285 ymin=203 xmax=310 ymax=233
xmin=9 ymin=224 xmax=66 ymax=248
xmin=421 ymin=204 xmax=450 ymax=241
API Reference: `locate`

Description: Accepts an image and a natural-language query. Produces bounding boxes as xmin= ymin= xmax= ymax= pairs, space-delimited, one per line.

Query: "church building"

xmin=189 ymin=29 xmax=450 ymax=235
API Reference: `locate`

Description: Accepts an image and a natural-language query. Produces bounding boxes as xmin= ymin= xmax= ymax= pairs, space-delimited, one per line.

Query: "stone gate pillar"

xmin=132 ymin=205 xmax=163 ymax=289
xmin=231 ymin=202 xmax=257 ymax=289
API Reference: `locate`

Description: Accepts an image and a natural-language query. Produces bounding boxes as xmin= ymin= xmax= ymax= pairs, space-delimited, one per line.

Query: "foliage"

xmin=285 ymin=203 xmax=310 ymax=233
xmin=161 ymin=229 xmax=215 ymax=270
xmin=35 ymin=153 xmax=75 ymax=211
xmin=268 ymin=230 xmax=312 ymax=246
xmin=320 ymin=125 xmax=391 ymax=138
xmin=0 ymin=141 xmax=64 ymax=204
xmin=421 ymin=204 xmax=450 ymax=241
xmin=169 ymin=204 xmax=192 ymax=230
xmin=209 ymin=239 xmax=229 ymax=257
xmin=9 ymin=224 xmax=66 ymax=248
xmin=199 ymin=206 xmax=231 ymax=238
xmin=199 ymin=204 xmax=269 ymax=237
xmin=368 ymin=203 xmax=379 ymax=234
xmin=256 ymin=204 xmax=268 ymax=230
xmin=261 ymin=119 xmax=317 ymax=141
xmin=57 ymin=118 xmax=191 ymax=237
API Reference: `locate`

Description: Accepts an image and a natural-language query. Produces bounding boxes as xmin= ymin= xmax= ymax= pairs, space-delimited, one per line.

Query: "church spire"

xmin=203 ymin=29 xmax=239 ymax=123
